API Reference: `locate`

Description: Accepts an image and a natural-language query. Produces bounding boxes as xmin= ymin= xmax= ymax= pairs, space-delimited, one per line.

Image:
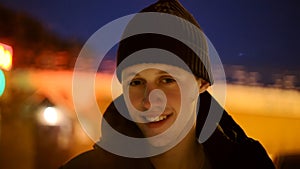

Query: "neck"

xmin=150 ymin=127 xmax=206 ymax=169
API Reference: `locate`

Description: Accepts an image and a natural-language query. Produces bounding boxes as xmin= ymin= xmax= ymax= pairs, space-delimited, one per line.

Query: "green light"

xmin=0 ymin=69 xmax=5 ymax=96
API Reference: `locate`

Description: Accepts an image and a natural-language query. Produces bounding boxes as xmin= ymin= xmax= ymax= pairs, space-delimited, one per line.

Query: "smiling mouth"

xmin=144 ymin=114 xmax=171 ymax=123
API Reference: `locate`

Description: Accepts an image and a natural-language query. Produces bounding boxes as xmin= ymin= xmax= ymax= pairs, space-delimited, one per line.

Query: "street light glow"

xmin=43 ymin=107 xmax=59 ymax=126
xmin=0 ymin=70 xmax=5 ymax=96
xmin=0 ymin=43 xmax=13 ymax=71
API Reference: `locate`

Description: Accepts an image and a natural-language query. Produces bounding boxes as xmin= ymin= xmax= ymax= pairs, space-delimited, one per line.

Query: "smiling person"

xmin=60 ymin=0 xmax=275 ymax=169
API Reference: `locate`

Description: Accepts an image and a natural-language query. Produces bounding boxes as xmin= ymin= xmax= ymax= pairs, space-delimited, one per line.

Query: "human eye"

xmin=129 ymin=78 xmax=145 ymax=86
xmin=160 ymin=76 xmax=176 ymax=84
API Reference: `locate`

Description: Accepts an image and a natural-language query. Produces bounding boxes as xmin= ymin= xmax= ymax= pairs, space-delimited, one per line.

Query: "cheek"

xmin=128 ymin=88 xmax=144 ymax=107
xmin=164 ymin=90 xmax=181 ymax=111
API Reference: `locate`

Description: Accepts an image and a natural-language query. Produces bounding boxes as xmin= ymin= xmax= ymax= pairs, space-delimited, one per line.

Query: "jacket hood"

xmin=63 ymin=91 xmax=274 ymax=169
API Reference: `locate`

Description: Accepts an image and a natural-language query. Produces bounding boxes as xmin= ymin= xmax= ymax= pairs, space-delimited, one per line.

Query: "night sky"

xmin=1 ymin=0 xmax=300 ymax=71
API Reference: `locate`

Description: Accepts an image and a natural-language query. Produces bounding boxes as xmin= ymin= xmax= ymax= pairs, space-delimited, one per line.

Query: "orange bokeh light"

xmin=0 ymin=43 xmax=13 ymax=71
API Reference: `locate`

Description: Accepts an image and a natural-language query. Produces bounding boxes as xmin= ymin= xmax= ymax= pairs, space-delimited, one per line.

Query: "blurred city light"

xmin=37 ymin=105 xmax=64 ymax=126
xmin=36 ymin=99 xmax=65 ymax=126
xmin=0 ymin=43 xmax=13 ymax=71
xmin=0 ymin=69 xmax=5 ymax=96
xmin=43 ymin=107 xmax=60 ymax=126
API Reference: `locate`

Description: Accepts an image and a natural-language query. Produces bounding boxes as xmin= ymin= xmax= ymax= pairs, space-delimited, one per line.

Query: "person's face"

xmin=122 ymin=64 xmax=209 ymax=146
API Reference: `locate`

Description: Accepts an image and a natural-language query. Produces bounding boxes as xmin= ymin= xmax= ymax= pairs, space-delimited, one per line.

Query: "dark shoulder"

xmin=59 ymin=146 xmax=153 ymax=169
xmin=59 ymin=148 xmax=114 ymax=169
xmin=203 ymin=119 xmax=275 ymax=169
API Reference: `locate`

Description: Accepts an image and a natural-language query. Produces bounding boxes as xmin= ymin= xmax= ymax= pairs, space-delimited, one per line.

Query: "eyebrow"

xmin=123 ymin=70 xmax=170 ymax=79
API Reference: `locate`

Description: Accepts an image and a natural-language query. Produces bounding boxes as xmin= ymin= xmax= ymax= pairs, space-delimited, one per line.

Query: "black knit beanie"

xmin=116 ymin=0 xmax=213 ymax=85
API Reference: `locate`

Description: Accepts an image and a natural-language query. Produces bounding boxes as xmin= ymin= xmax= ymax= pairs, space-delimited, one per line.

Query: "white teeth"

xmin=145 ymin=115 xmax=167 ymax=122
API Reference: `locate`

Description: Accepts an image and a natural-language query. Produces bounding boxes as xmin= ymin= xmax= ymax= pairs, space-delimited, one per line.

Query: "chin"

xmin=147 ymin=138 xmax=170 ymax=147
xmin=146 ymin=131 xmax=180 ymax=148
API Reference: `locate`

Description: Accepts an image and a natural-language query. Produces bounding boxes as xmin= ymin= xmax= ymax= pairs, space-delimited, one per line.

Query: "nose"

xmin=142 ymin=85 xmax=166 ymax=110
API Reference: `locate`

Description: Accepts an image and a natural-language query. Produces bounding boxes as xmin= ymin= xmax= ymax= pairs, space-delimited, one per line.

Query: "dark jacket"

xmin=60 ymin=91 xmax=275 ymax=169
